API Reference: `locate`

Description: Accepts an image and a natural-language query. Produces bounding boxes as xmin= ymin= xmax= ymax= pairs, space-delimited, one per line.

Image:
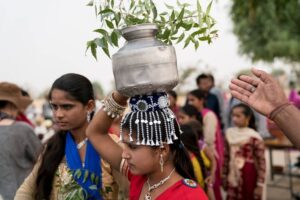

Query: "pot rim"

xmin=121 ymin=23 xmax=158 ymax=35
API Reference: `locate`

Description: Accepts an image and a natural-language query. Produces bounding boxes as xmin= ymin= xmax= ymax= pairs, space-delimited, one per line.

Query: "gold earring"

xmin=160 ymin=154 xmax=164 ymax=172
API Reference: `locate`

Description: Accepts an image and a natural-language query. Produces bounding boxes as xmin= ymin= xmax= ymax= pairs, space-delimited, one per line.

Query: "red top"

xmin=128 ymin=175 xmax=208 ymax=200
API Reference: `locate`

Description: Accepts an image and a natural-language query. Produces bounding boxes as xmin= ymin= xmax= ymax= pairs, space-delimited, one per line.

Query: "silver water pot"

xmin=112 ymin=23 xmax=179 ymax=97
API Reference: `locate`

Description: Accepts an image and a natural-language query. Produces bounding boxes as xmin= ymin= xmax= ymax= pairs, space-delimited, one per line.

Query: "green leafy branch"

xmin=86 ymin=0 xmax=218 ymax=60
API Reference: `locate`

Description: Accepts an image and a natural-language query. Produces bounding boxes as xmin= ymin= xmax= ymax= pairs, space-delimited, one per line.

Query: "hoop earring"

xmin=87 ymin=111 xmax=91 ymax=123
xmin=160 ymin=154 xmax=164 ymax=172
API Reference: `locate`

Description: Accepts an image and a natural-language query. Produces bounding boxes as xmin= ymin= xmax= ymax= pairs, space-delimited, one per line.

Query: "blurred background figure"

xmin=196 ymin=74 xmax=221 ymax=121
xmin=15 ymin=89 xmax=35 ymax=128
xmin=0 ymin=82 xmax=41 ymax=199
xmin=223 ymin=103 xmax=266 ymax=200
xmin=167 ymin=90 xmax=180 ymax=117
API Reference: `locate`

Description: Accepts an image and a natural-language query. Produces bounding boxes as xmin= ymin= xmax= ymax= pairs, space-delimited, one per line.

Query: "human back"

xmin=0 ymin=82 xmax=41 ymax=200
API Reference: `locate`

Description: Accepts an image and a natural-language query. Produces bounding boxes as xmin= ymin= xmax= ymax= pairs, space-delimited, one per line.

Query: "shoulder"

xmin=174 ymin=179 xmax=208 ymax=200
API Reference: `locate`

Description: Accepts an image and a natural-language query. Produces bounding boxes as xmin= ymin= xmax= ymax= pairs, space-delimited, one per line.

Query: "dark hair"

xmin=35 ymin=73 xmax=95 ymax=199
xmin=122 ymin=111 xmax=196 ymax=181
xmin=180 ymin=104 xmax=202 ymax=123
xmin=206 ymin=74 xmax=215 ymax=84
xmin=232 ymin=103 xmax=257 ymax=130
xmin=186 ymin=119 xmax=204 ymax=140
xmin=167 ymin=90 xmax=177 ymax=100
xmin=189 ymin=89 xmax=206 ymax=101
xmin=180 ymin=124 xmax=207 ymax=187
xmin=196 ymin=73 xmax=209 ymax=85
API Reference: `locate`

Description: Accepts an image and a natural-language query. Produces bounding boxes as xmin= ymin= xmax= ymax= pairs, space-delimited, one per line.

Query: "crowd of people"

xmin=0 ymin=68 xmax=299 ymax=200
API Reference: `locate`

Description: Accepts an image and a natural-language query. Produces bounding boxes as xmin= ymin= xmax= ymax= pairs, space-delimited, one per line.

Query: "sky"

xmin=0 ymin=0 xmax=272 ymax=97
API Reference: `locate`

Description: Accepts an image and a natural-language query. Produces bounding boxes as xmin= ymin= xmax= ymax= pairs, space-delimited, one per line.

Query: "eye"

xmin=50 ymin=103 xmax=58 ymax=111
xmin=128 ymin=143 xmax=138 ymax=150
xmin=61 ymin=105 xmax=73 ymax=110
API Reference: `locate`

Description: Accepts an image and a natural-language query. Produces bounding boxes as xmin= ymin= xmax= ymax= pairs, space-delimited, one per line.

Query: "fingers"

xmin=229 ymin=84 xmax=250 ymax=104
xmin=251 ymin=68 xmax=271 ymax=84
xmin=231 ymin=78 xmax=255 ymax=95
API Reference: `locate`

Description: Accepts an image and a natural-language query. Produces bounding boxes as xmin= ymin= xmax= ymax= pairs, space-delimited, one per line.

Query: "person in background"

xmin=15 ymin=89 xmax=35 ymax=128
xmin=288 ymin=81 xmax=300 ymax=109
xmin=229 ymin=68 xmax=300 ymax=149
xmin=207 ymin=74 xmax=225 ymax=124
xmin=223 ymin=103 xmax=266 ymax=200
xmin=187 ymin=89 xmax=224 ymax=200
xmin=0 ymin=82 xmax=41 ymax=200
xmin=15 ymin=73 xmax=126 ymax=200
xmin=196 ymin=74 xmax=221 ymax=120
xmin=167 ymin=90 xmax=180 ymax=117
xmin=180 ymin=121 xmax=216 ymax=200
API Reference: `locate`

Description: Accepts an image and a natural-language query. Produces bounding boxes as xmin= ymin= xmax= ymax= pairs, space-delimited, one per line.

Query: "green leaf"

xmin=162 ymin=29 xmax=171 ymax=39
xmin=177 ymin=33 xmax=185 ymax=43
xmin=197 ymin=0 xmax=202 ymax=26
xmin=199 ymin=36 xmax=209 ymax=41
xmin=111 ymin=31 xmax=118 ymax=47
xmin=177 ymin=7 xmax=185 ymax=22
xmin=83 ymin=170 xmax=89 ymax=183
xmin=206 ymin=1 xmax=213 ymax=16
xmin=114 ymin=12 xmax=121 ymax=26
xmin=105 ymin=20 xmax=114 ymax=29
xmin=86 ymin=40 xmax=97 ymax=60
xmin=94 ymin=29 xmax=108 ymax=36
xmin=181 ymin=22 xmax=193 ymax=31
xmin=129 ymin=0 xmax=135 ymax=10
xmin=150 ymin=0 xmax=157 ymax=20
xmin=191 ymin=28 xmax=207 ymax=36
xmin=89 ymin=185 xmax=98 ymax=190
xmin=183 ymin=36 xmax=191 ymax=48
xmin=102 ymin=47 xmax=110 ymax=58
xmin=170 ymin=10 xmax=175 ymax=22
xmin=159 ymin=12 xmax=168 ymax=16
xmin=164 ymin=3 xmax=174 ymax=10
xmin=99 ymin=8 xmax=114 ymax=15
xmin=110 ymin=0 xmax=114 ymax=8
xmin=86 ymin=0 xmax=93 ymax=6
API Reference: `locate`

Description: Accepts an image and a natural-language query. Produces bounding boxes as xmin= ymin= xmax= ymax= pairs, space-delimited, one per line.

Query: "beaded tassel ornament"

xmin=120 ymin=92 xmax=180 ymax=146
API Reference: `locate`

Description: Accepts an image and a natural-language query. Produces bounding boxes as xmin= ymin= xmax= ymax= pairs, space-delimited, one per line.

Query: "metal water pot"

xmin=112 ymin=23 xmax=179 ymax=97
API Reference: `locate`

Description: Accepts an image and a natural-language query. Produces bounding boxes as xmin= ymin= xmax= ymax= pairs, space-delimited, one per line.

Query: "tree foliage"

xmin=230 ymin=0 xmax=300 ymax=63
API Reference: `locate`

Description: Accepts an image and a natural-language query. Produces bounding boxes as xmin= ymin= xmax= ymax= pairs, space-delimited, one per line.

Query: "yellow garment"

xmin=201 ymin=150 xmax=211 ymax=169
xmin=190 ymin=150 xmax=212 ymax=189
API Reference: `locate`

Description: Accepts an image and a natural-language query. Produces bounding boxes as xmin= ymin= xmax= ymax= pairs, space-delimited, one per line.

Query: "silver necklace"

xmin=144 ymin=168 xmax=175 ymax=200
xmin=76 ymin=138 xmax=88 ymax=149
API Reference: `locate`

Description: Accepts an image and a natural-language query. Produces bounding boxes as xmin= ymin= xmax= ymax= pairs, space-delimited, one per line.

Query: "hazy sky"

xmin=0 ymin=0 xmax=266 ymax=97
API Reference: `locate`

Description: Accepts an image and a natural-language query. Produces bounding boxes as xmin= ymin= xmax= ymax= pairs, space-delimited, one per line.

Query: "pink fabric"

xmin=202 ymin=108 xmax=224 ymax=200
xmin=289 ymin=89 xmax=300 ymax=109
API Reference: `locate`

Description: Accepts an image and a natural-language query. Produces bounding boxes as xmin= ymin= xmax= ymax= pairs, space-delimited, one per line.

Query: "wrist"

xmin=268 ymin=102 xmax=292 ymax=120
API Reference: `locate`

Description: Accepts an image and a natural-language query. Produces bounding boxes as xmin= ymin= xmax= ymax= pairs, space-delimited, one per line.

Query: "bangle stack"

xmin=102 ymin=92 xmax=127 ymax=119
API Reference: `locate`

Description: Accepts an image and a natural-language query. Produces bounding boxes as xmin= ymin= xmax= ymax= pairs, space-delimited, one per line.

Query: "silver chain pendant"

xmin=145 ymin=192 xmax=152 ymax=200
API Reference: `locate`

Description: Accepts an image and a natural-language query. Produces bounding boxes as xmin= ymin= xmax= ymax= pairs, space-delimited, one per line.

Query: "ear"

xmin=86 ymin=99 xmax=96 ymax=112
xmin=159 ymin=144 xmax=170 ymax=158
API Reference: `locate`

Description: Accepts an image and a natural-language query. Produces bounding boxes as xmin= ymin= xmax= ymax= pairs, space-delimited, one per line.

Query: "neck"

xmin=147 ymin=163 xmax=177 ymax=186
xmin=69 ymin=122 xmax=88 ymax=143
xmin=0 ymin=107 xmax=18 ymax=118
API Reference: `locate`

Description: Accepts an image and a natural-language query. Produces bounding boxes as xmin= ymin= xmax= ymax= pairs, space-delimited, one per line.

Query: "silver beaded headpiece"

xmin=120 ymin=92 xmax=180 ymax=146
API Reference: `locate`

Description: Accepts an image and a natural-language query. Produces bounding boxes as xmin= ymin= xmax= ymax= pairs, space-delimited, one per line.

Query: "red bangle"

xmin=268 ymin=102 xmax=292 ymax=120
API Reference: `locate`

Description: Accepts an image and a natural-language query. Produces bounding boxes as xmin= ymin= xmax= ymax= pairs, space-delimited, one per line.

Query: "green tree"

xmin=230 ymin=0 xmax=300 ymax=63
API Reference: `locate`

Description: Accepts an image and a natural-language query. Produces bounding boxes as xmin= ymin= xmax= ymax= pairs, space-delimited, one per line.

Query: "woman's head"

xmin=48 ymin=73 xmax=95 ymax=131
xmin=120 ymin=92 xmax=195 ymax=180
xmin=187 ymin=89 xmax=206 ymax=110
xmin=231 ymin=103 xmax=256 ymax=130
xmin=178 ymin=104 xmax=202 ymax=125
xmin=180 ymin=124 xmax=199 ymax=152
